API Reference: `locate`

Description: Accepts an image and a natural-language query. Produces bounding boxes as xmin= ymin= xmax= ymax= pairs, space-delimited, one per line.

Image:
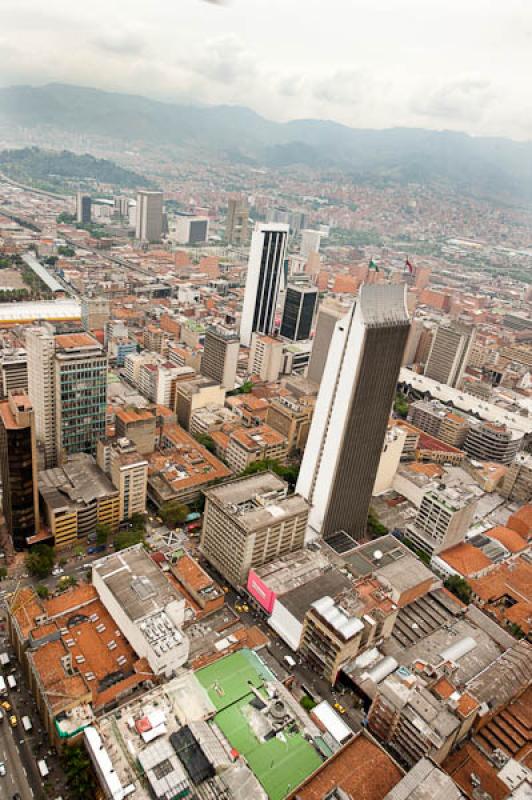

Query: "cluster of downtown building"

xmin=0 ymin=179 xmax=531 ymax=800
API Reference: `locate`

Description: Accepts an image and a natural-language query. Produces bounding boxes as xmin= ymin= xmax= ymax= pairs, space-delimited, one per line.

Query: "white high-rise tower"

xmin=240 ymin=223 xmax=289 ymax=347
xmin=297 ymin=283 xmax=410 ymax=545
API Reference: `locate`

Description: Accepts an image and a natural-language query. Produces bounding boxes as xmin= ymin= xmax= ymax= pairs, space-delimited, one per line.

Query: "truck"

xmin=37 ymin=760 xmax=49 ymax=778
xmin=22 ymin=716 xmax=32 ymax=732
xmin=6 ymin=675 xmax=16 ymax=690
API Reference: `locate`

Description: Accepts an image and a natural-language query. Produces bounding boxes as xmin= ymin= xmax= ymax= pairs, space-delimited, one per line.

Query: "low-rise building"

xmin=266 ymin=395 xmax=314 ymax=455
xmin=200 ymin=472 xmax=309 ymax=588
xmin=39 ymin=453 xmax=120 ymax=549
xmin=175 ymin=376 xmax=225 ymax=431
xmin=170 ymin=551 xmax=225 ymax=615
xmin=7 ymin=584 xmax=154 ymax=744
xmin=222 ymin=423 xmax=288 ymax=472
xmin=147 ymin=424 xmax=231 ymax=507
xmin=300 ymin=578 xmax=399 ymax=684
xmin=92 ymin=544 xmax=189 ymax=677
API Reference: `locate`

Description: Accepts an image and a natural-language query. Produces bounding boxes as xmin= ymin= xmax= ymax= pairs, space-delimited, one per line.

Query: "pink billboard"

xmin=247 ymin=570 xmax=276 ymax=614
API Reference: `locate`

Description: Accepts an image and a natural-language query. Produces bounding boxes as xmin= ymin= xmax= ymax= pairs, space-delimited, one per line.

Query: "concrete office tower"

xmin=297 ymin=284 xmax=410 ymax=543
xmin=306 ymin=299 xmax=345 ymax=384
xmin=26 ymin=327 xmax=108 ymax=467
xmin=174 ymin=214 xmax=209 ymax=245
xmin=0 ymin=391 xmax=40 ymax=550
xmin=226 ymin=197 xmax=249 ymax=245
xmin=280 ymin=284 xmax=318 ymax=342
xmin=135 ymin=190 xmax=163 ymax=243
xmin=300 ymin=229 xmax=321 ymax=260
xmin=424 ymin=322 xmax=476 ymax=388
xmin=81 ymin=296 xmax=110 ymax=332
xmin=76 ymin=192 xmax=91 ymax=224
xmin=26 ymin=326 xmax=57 ymax=468
xmin=201 ymin=325 xmax=240 ymax=390
xmin=54 ymin=333 xmax=108 ymax=462
xmin=240 ymin=223 xmax=289 ymax=347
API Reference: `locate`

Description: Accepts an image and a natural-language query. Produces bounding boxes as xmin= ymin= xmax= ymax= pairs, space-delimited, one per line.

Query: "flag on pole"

xmin=405 ymin=257 xmax=414 ymax=274
xmin=369 ymin=258 xmax=380 ymax=272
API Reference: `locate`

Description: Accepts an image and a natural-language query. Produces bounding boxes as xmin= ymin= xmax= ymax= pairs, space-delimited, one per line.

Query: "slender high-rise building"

xmin=226 ymin=197 xmax=249 ymax=246
xmin=240 ymin=223 xmax=289 ymax=347
xmin=26 ymin=325 xmax=57 ymax=468
xmin=297 ymin=284 xmax=410 ymax=544
xmin=0 ymin=391 xmax=40 ymax=550
xmin=135 ymin=190 xmax=163 ymax=243
xmin=76 ymin=192 xmax=92 ymax=224
xmin=280 ymin=284 xmax=318 ymax=342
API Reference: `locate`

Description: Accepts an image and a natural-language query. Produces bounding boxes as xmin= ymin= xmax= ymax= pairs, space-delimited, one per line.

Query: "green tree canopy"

xmin=394 ymin=392 xmax=409 ymax=419
xmin=62 ymin=743 xmax=96 ymax=799
xmin=26 ymin=544 xmax=55 ymax=578
xmin=160 ymin=501 xmax=190 ymax=527
xmin=241 ymin=459 xmax=299 ymax=490
xmin=367 ymin=508 xmax=388 ymax=538
xmin=95 ymin=522 xmax=111 ymax=545
xmin=444 ymin=575 xmax=472 ymax=605
xmin=35 ymin=585 xmax=49 ymax=599
xmin=194 ymin=433 xmax=216 ymax=454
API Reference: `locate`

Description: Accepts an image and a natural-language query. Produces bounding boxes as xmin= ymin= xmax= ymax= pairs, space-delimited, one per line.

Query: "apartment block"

xmin=501 ymin=452 xmax=532 ymax=502
xmin=248 ymin=333 xmax=284 ymax=382
xmin=222 ymin=424 xmax=288 ymax=473
xmin=81 ymin=297 xmax=110 ymax=332
xmin=464 ymin=421 xmax=523 ymax=465
xmin=406 ymin=484 xmax=479 ymax=556
xmin=175 ymin=377 xmax=225 ymax=431
xmin=266 ymin=395 xmax=314 ymax=455
xmin=201 ymin=324 xmax=240 ymax=390
xmin=300 ymin=578 xmax=398 ymax=684
xmin=225 ymin=196 xmax=249 ymax=246
xmin=408 ymin=399 xmax=469 ymax=448
xmin=108 ymin=438 xmax=148 ymax=522
xmin=0 ymin=349 xmax=28 ymax=398
xmin=39 ymin=453 xmax=119 ymax=549
xmin=114 ymin=407 xmax=156 ymax=455
xmin=200 ymin=472 xmax=309 ymax=587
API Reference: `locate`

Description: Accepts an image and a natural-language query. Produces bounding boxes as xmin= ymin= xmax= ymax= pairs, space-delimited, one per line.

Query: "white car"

xmin=0 ymin=761 xmax=6 ymax=776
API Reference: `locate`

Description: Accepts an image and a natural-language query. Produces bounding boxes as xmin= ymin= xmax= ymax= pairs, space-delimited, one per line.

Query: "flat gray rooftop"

xmin=39 ymin=453 xmax=117 ymax=511
xmin=93 ymin=544 xmax=180 ymax=621
xmin=280 ymin=569 xmax=351 ymax=623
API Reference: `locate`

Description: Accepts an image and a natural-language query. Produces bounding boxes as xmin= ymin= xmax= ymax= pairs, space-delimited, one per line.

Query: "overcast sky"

xmin=2 ymin=0 xmax=531 ymax=140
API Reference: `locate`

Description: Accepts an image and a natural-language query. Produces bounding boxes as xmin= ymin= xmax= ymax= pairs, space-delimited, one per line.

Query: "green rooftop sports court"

xmin=196 ymin=650 xmax=322 ymax=800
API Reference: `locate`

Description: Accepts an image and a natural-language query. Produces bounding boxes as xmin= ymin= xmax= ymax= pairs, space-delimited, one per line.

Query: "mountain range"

xmin=1 ymin=82 xmax=531 ymax=202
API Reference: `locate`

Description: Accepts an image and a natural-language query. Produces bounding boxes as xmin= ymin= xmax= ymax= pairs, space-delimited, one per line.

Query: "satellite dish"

xmin=373 ymin=550 xmax=383 ymax=561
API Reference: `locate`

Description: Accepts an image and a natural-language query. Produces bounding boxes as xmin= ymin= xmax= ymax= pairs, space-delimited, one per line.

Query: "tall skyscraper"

xmin=280 ymin=284 xmax=318 ymax=342
xmin=76 ymin=192 xmax=92 ymax=224
xmin=0 ymin=391 xmax=40 ymax=550
xmin=26 ymin=325 xmax=57 ymax=468
xmin=424 ymin=322 xmax=476 ymax=388
xmin=26 ymin=326 xmax=108 ymax=467
xmin=201 ymin=325 xmax=240 ymax=390
xmin=297 ymin=284 xmax=410 ymax=543
xmin=226 ymin=197 xmax=249 ymax=246
xmin=135 ymin=190 xmax=163 ymax=243
xmin=306 ymin=299 xmax=346 ymax=384
xmin=240 ymin=223 xmax=289 ymax=347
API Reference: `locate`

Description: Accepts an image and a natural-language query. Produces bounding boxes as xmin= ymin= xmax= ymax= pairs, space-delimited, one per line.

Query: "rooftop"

xmin=287 ymin=731 xmax=404 ymax=800
xmin=55 ymin=332 xmax=102 ymax=350
xmin=39 ymin=453 xmax=117 ymax=511
xmin=206 ymin=472 xmax=308 ymax=532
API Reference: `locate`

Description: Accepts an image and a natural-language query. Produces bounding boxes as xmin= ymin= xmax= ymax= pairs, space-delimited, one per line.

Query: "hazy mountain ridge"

xmin=0 ymin=147 xmax=152 ymax=191
xmin=1 ymin=83 xmax=531 ymax=201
